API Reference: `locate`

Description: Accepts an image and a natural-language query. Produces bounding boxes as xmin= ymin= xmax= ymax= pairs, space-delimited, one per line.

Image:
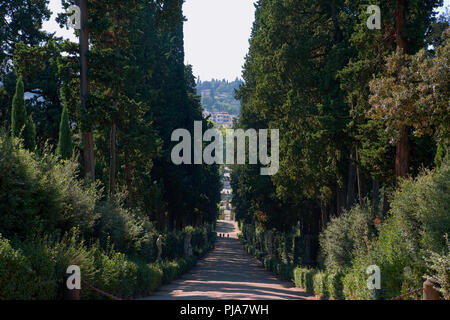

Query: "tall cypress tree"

xmin=56 ymin=103 xmax=73 ymax=159
xmin=11 ymin=75 xmax=26 ymax=138
xmin=23 ymin=114 xmax=36 ymax=151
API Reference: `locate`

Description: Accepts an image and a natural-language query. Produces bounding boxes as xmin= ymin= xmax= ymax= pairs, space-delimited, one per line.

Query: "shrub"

xmin=0 ymin=235 xmax=35 ymax=299
xmin=293 ymin=267 xmax=317 ymax=293
xmin=425 ymin=236 xmax=449 ymax=300
xmin=349 ymin=158 xmax=450 ymax=299
xmin=0 ymin=133 xmax=99 ymax=240
xmin=163 ymin=232 xmax=184 ymax=260
xmin=342 ymin=262 xmax=377 ymax=300
xmin=326 ymin=270 xmax=345 ymax=300
xmin=51 ymin=230 xmax=99 ymax=299
xmin=16 ymin=237 xmax=58 ymax=300
xmin=304 ymin=269 xmax=317 ymax=295
xmin=313 ymin=272 xmax=328 ymax=298
xmin=95 ymin=251 xmax=139 ymax=299
xmin=134 ymin=261 xmax=163 ymax=296
xmin=161 ymin=260 xmax=181 ymax=284
xmin=95 ymin=200 xmax=158 ymax=261
xmin=294 ymin=267 xmax=307 ymax=288
xmin=319 ymin=201 xmax=377 ymax=271
xmin=279 ymin=263 xmax=295 ymax=282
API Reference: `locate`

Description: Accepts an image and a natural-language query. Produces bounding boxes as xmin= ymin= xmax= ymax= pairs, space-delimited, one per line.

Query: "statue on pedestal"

xmin=184 ymin=233 xmax=193 ymax=257
xmin=156 ymin=234 xmax=164 ymax=261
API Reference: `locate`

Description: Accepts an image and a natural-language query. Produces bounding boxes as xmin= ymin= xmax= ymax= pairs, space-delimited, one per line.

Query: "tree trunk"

xmin=76 ymin=0 xmax=95 ymax=181
xmin=355 ymin=147 xmax=366 ymax=202
xmin=346 ymin=151 xmax=357 ymax=209
xmin=336 ymin=185 xmax=346 ymax=216
xmin=395 ymin=125 xmax=410 ymax=179
xmin=394 ymin=0 xmax=410 ymax=180
xmin=395 ymin=0 xmax=407 ymax=53
xmin=108 ymin=122 xmax=116 ymax=198
xmin=82 ymin=132 xmax=95 ymax=180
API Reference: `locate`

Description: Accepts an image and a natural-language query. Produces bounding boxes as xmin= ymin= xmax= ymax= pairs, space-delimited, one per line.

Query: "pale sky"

xmin=43 ymin=0 xmax=449 ymax=82
xmin=183 ymin=0 xmax=256 ymax=81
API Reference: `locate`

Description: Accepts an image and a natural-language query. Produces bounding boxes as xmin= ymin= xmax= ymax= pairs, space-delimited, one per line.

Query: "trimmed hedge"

xmin=243 ymin=242 xmax=295 ymax=282
xmin=0 ymin=227 xmax=211 ymax=300
xmin=293 ymin=267 xmax=316 ymax=294
xmin=161 ymin=256 xmax=197 ymax=285
xmin=313 ymin=272 xmax=328 ymax=299
xmin=293 ymin=267 xmax=344 ymax=299
xmin=326 ymin=270 xmax=345 ymax=300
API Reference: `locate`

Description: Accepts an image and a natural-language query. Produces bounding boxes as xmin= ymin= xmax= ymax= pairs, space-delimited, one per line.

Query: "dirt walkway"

xmin=141 ymin=220 xmax=314 ymax=300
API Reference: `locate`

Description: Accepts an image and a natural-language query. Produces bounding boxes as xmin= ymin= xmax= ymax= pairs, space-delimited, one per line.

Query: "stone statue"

xmin=184 ymin=233 xmax=193 ymax=257
xmin=156 ymin=234 xmax=164 ymax=261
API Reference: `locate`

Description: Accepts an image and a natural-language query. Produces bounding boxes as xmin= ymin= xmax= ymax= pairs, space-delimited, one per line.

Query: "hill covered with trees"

xmin=196 ymin=78 xmax=242 ymax=115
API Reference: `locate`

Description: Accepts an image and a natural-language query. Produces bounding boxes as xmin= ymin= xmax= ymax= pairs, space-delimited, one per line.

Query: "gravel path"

xmin=141 ymin=220 xmax=314 ymax=300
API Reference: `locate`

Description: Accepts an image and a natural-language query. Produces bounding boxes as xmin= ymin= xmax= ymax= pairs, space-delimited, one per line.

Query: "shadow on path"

xmin=140 ymin=220 xmax=314 ymax=300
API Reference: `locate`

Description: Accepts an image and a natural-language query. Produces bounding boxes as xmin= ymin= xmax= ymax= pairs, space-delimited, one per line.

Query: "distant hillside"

xmin=196 ymin=78 xmax=242 ymax=115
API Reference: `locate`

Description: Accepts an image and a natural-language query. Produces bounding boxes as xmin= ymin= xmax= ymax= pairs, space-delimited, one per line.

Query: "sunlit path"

xmin=141 ymin=220 xmax=314 ymax=300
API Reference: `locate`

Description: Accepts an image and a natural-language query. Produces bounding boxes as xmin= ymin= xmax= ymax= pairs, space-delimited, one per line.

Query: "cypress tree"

xmin=56 ymin=103 xmax=73 ymax=159
xmin=23 ymin=114 xmax=36 ymax=151
xmin=11 ymin=75 xmax=26 ymax=138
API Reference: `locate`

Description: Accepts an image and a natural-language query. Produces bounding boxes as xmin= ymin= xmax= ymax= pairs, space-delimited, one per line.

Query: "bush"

xmin=319 ymin=201 xmax=377 ymax=270
xmin=95 ymin=200 xmax=158 ymax=261
xmin=95 ymin=251 xmax=139 ymax=299
xmin=278 ymin=263 xmax=295 ymax=281
xmin=342 ymin=261 xmax=377 ymax=300
xmin=326 ymin=270 xmax=345 ymax=300
xmin=134 ymin=261 xmax=163 ymax=296
xmin=159 ymin=257 xmax=197 ymax=285
xmin=304 ymin=269 xmax=317 ymax=295
xmin=293 ymin=267 xmax=317 ymax=294
xmin=16 ymin=237 xmax=58 ymax=300
xmin=425 ymin=240 xmax=449 ymax=299
xmin=347 ymin=158 xmax=450 ymax=299
xmin=294 ymin=267 xmax=308 ymax=288
xmin=0 ymin=132 xmax=213 ymax=300
xmin=0 ymin=235 xmax=36 ymax=299
xmin=313 ymin=272 xmax=328 ymax=298
xmin=0 ymin=133 xmax=99 ymax=240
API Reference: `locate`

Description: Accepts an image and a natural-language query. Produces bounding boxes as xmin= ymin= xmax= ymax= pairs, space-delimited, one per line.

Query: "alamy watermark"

xmin=67 ymin=5 xmax=81 ymax=30
xmin=171 ymin=121 xmax=279 ymax=175
xmin=367 ymin=5 xmax=381 ymax=30
xmin=66 ymin=265 xmax=81 ymax=290
xmin=366 ymin=265 xmax=381 ymax=290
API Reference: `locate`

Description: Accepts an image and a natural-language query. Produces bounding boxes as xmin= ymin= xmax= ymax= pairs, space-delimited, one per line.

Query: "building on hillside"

xmin=210 ymin=112 xmax=237 ymax=126
xmin=202 ymin=110 xmax=238 ymax=126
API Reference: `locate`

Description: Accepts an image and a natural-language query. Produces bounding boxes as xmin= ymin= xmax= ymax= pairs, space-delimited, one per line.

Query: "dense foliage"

xmin=0 ymin=0 xmax=220 ymax=299
xmin=241 ymin=156 xmax=450 ymax=299
xmin=0 ymin=132 xmax=216 ymax=299
xmin=234 ymin=0 xmax=449 ymax=300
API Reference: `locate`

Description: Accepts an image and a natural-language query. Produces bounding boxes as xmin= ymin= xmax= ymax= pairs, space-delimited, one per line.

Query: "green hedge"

xmin=160 ymin=256 xmax=197 ymax=285
xmin=294 ymin=267 xmax=344 ymax=299
xmin=0 ymin=227 xmax=210 ymax=300
xmin=243 ymin=243 xmax=295 ymax=282
xmin=313 ymin=272 xmax=328 ymax=299
xmin=293 ymin=267 xmax=316 ymax=294
xmin=326 ymin=270 xmax=345 ymax=300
